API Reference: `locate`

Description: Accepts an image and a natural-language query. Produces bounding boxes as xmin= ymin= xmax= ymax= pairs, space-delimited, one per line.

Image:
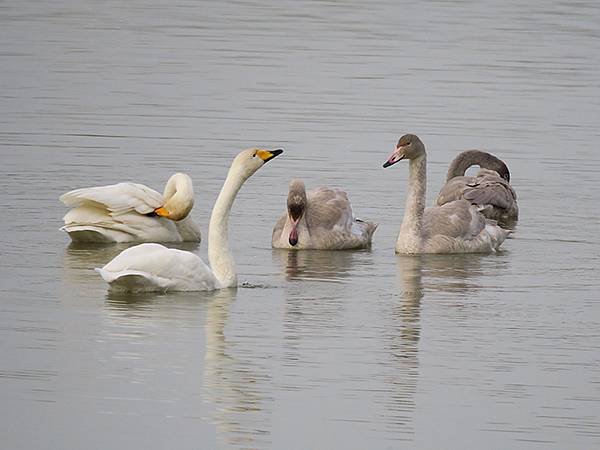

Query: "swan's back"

xmin=306 ymin=187 xmax=354 ymax=230
xmin=60 ymin=183 xmax=201 ymax=243
xmin=96 ymin=243 xmax=217 ymax=292
xmin=436 ymin=169 xmax=518 ymax=223
xmin=418 ymin=200 xmax=509 ymax=253
xmin=60 ymin=182 xmax=164 ymax=216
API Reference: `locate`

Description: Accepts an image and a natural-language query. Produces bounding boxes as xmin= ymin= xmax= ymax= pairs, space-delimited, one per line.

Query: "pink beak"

xmin=383 ymin=145 xmax=406 ymax=168
xmin=289 ymin=218 xmax=299 ymax=246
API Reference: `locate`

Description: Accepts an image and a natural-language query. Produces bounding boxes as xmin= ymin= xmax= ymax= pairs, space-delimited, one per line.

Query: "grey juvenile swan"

xmin=271 ymin=179 xmax=377 ymax=250
xmin=436 ymin=150 xmax=518 ymax=224
xmin=383 ymin=134 xmax=510 ymax=254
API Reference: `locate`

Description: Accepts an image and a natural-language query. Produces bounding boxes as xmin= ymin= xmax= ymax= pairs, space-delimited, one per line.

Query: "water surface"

xmin=1 ymin=0 xmax=600 ymax=448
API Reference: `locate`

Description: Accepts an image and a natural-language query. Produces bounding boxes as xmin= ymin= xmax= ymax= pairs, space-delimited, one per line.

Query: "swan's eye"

xmin=253 ymin=152 xmax=257 ymax=158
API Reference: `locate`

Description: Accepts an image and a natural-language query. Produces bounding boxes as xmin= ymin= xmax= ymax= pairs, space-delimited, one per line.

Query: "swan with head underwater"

xmin=60 ymin=172 xmax=201 ymax=243
xmin=95 ymin=148 xmax=283 ymax=292
xmin=435 ymin=149 xmax=518 ymax=224
xmin=383 ymin=134 xmax=510 ymax=254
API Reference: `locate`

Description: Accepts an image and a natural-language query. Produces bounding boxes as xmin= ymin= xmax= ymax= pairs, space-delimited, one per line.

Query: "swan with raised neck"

xmin=383 ymin=134 xmax=509 ymax=254
xmin=96 ymin=148 xmax=283 ymax=291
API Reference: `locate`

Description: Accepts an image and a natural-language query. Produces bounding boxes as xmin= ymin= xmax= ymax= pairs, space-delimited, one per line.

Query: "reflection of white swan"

xmin=272 ymin=179 xmax=377 ymax=249
xmin=436 ymin=150 xmax=518 ymax=224
xmin=60 ymin=173 xmax=201 ymax=243
xmin=95 ymin=148 xmax=283 ymax=292
xmin=383 ymin=134 xmax=510 ymax=254
xmin=203 ymin=289 xmax=270 ymax=448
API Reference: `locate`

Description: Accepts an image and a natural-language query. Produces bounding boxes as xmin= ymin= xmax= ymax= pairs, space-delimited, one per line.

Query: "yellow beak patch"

xmin=154 ymin=206 xmax=170 ymax=218
xmin=256 ymin=149 xmax=274 ymax=161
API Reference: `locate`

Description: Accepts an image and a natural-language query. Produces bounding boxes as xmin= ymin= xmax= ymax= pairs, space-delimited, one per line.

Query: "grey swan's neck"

xmin=400 ymin=154 xmax=427 ymax=241
xmin=446 ymin=150 xmax=510 ymax=181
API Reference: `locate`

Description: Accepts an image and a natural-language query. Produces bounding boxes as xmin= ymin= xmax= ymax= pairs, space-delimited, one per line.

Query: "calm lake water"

xmin=1 ymin=0 xmax=600 ymax=448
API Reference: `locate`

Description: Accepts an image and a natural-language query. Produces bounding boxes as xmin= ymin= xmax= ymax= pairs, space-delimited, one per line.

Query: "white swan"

xmin=383 ymin=134 xmax=509 ymax=254
xmin=436 ymin=150 xmax=518 ymax=224
xmin=95 ymin=148 xmax=283 ymax=292
xmin=271 ymin=179 xmax=377 ymax=249
xmin=60 ymin=173 xmax=201 ymax=243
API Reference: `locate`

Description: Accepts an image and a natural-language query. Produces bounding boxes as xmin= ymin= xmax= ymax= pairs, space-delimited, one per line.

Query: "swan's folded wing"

xmin=60 ymin=182 xmax=165 ymax=216
xmin=307 ymin=187 xmax=354 ymax=230
xmin=436 ymin=176 xmax=471 ymax=206
xmin=424 ymin=200 xmax=486 ymax=240
xmin=462 ymin=177 xmax=516 ymax=210
xmin=98 ymin=243 xmax=217 ymax=291
xmin=272 ymin=213 xmax=287 ymax=243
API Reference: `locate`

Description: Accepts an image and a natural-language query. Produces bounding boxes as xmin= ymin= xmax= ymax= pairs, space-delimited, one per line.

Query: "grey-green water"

xmin=1 ymin=0 xmax=599 ymax=448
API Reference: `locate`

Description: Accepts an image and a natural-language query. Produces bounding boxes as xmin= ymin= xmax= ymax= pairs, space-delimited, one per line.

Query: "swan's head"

xmin=383 ymin=134 xmax=425 ymax=168
xmin=154 ymin=173 xmax=194 ymax=221
xmin=286 ymin=179 xmax=307 ymax=246
xmin=230 ymin=147 xmax=284 ymax=180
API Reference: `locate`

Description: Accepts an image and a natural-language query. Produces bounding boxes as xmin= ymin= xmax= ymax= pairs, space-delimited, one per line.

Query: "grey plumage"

xmin=272 ymin=180 xmax=377 ymax=250
xmin=436 ymin=151 xmax=518 ymax=224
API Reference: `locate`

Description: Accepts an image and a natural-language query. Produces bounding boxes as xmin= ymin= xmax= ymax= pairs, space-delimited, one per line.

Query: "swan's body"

xmin=96 ymin=148 xmax=283 ymax=292
xmin=383 ymin=134 xmax=509 ymax=255
xmin=436 ymin=150 xmax=518 ymax=223
xmin=60 ymin=173 xmax=201 ymax=243
xmin=272 ymin=180 xmax=377 ymax=250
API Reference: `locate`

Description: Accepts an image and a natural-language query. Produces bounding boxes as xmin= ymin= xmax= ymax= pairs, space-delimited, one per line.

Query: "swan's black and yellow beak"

xmin=257 ymin=148 xmax=284 ymax=163
xmin=383 ymin=145 xmax=407 ymax=168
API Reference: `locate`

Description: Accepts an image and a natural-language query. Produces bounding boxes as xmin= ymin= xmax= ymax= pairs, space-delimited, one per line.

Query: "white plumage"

xmin=96 ymin=148 xmax=283 ymax=292
xmin=60 ymin=173 xmax=201 ymax=243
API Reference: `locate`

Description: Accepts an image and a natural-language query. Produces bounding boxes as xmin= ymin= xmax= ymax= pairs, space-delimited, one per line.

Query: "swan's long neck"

xmin=208 ymin=168 xmax=245 ymax=288
xmin=446 ymin=150 xmax=508 ymax=181
xmin=398 ymin=155 xmax=427 ymax=246
xmin=163 ymin=174 xmax=194 ymax=220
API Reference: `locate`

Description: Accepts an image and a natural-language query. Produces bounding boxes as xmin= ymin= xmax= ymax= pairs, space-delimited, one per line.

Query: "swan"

xmin=436 ymin=150 xmax=518 ymax=223
xmin=95 ymin=148 xmax=283 ymax=292
xmin=383 ymin=134 xmax=509 ymax=254
xmin=271 ymin=179 xmax=377 ymax=249
xmin=60 ymin=173 xmax=201 ymax=243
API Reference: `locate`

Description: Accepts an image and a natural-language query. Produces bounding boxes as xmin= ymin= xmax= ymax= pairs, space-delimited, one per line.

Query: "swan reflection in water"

xmin=203 ymin=288 xmax=272 ymax=449
xmin=272 ymin=248 xmax=367 ymax=282
xmin=382 ymin=253 xmax=493 ymax=434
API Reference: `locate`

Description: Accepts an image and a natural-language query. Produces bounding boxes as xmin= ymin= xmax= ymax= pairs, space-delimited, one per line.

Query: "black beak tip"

xmin=383 ymin=161 xmax=391 ymax=168
xmin=272 ymin=148 xmax=284 ymax=156
xmin=289 ymin=237 xmax=298 ymax=246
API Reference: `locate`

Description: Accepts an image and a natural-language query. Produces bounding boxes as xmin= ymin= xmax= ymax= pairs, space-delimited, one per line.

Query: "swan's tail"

xmin=356 ymin=218 xmax=379 ymax=241
xmin=485 ymin=221 xmax=511 ymax=251
xmin=95 ymin=267 xmax=169 ymax=292
xmin=62 ymin=225 xmax=118 ymax=243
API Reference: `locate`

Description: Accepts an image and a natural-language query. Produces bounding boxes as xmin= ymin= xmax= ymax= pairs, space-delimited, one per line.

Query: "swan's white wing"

xmin=306 ymin=187 xmax=354 ymax=230
xmin=60 ymin=182 xmax=164 ymax=216
xmin=96 ymin=243 xmax=217 ymax=291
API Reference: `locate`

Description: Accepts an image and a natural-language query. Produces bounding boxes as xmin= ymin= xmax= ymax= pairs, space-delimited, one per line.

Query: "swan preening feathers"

xmin=383 ymin=134 xmax=510 ymax=255
xmin=60 ymin=173 xmax=201 ymax=243
xmin=271 ymin=179 xmax=377 ymax=250
xmin=436 ymin=150 xmax=518 ymax=224
xmin=96 ymin=148 xmax=283 ymax=292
